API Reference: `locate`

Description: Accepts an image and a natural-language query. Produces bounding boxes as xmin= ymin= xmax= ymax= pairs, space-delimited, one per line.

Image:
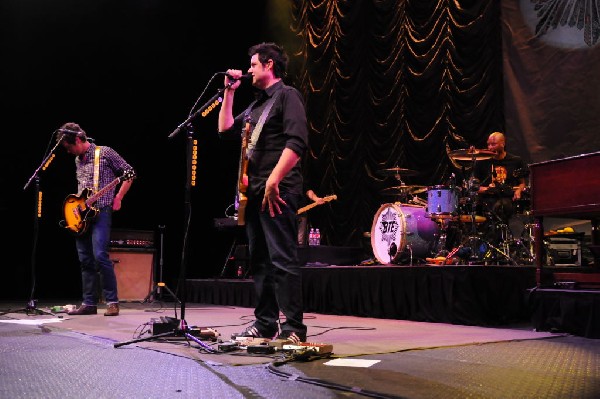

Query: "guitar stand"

xmin=219 ymin=236 xmax=238 ymax=278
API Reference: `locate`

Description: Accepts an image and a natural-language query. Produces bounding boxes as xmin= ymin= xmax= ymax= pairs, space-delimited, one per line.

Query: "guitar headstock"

xmin=121 ymin=169 xmax=136 ymax=182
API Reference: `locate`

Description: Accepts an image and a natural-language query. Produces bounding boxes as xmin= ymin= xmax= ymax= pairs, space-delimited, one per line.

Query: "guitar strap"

xmin=93 ymin=146 xmax=101 ymax=193
xmin=246 ymin=89 xmax=281 ymax=160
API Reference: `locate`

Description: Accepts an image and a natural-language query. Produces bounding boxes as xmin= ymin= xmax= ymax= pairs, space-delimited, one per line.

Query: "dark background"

xmin=1 ymin=1 xmax=287 ymax=300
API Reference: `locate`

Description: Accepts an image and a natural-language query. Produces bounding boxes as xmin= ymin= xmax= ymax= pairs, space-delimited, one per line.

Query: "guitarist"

xmin=218 ymin=43 xmax=309 ymax=344
xmin=57 ymin=122 xmax=134 ymax=317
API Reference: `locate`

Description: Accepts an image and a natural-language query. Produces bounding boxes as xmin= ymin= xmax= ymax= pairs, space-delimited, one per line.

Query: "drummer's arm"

xmin=478 ymin=185 xmax=492 ymax=194
xmin=513 ymin=178 xmax=526 ymax=200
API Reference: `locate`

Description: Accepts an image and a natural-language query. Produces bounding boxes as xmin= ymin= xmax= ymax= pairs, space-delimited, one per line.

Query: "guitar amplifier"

xmin=110 ymin=228 xmax=155 ymax=249
xmin=109 ymin=248 xmax=155 ymax=301
xmin=109 ymin=229 xmax=156 ymax=301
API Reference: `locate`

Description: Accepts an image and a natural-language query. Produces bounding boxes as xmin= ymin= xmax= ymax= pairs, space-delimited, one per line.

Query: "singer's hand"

xmin=224 ymin=69 xmax=243 ymax=90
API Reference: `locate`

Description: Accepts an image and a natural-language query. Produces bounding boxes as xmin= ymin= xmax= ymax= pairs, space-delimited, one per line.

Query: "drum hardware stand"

xmin=471 ymin=212 xmax=520 ymax=265
xmin=388 ymin=242 xmax=398 ymax=264
xmin=404 ymin=244 xmax=414 ymax=266
xmin=504 ymin=221 xmax=535 ymax=265
xmin=433 ymin=218 xmax=451 ymax=257
xmin=450 ymin=196 xmax=520 ymax=265
xmin=388 ymin=241 xmax=416 ymax=265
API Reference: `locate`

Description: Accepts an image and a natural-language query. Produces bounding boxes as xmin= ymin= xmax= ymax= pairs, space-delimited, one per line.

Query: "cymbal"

xmin=449 ymin=148 xmax=495 ymax=161
xmin=381 ymin=185 xmax=428 ymax=195
xmin=379 ymin=167 xmax=419 ymax=176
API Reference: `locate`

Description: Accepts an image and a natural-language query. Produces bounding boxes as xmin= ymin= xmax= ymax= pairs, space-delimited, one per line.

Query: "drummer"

xmin=472 ymin=131 xmax=527 ymax=222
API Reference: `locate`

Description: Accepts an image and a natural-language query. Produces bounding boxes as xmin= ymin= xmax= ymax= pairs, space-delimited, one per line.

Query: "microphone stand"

xmin=4 ymin=138 xmax=64 ymax=317
xmin=114 ymin=82 xmax=234 ymax=352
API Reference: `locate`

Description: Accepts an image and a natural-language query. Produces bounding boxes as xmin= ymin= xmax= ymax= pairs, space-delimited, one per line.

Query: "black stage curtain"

xmin=289 ymin=0 xmax=600 ymax=251
xmin=290 ymin=0 xmax=505 ymax=248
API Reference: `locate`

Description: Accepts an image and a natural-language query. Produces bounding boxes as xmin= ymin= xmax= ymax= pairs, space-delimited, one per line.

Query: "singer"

xmin=218 ymin=42 xmax=309 ymax=344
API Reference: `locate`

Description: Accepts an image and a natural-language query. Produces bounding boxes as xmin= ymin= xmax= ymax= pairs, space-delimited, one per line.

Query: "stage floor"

xmin=1 ymin=300 xmax=599 ymax=398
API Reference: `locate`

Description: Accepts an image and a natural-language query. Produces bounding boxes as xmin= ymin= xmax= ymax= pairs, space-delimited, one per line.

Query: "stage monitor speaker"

xmin=109 ymin=248 xmax=155 ymax=301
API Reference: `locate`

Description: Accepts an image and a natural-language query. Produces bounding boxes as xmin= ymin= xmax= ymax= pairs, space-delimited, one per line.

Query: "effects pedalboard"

xmin=222 ymin=337 xmax=333 ymax=355
xmin=150 ymin=317 xmax=220 ymax=340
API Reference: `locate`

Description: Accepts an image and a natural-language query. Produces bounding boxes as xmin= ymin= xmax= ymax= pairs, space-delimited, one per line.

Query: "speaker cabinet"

xmin=109 ymin=248 xmax=155 ymax=301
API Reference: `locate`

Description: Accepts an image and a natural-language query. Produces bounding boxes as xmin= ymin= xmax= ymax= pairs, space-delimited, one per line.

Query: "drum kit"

xmin=371 ymin=151 xmax=534 ymax=265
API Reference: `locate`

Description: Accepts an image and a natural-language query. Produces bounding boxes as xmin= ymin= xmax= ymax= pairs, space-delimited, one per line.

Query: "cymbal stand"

xmin=392 ymin=172 xmax=410 ymax=203
xmin=434 ymin=218 xmax=451 ymax=257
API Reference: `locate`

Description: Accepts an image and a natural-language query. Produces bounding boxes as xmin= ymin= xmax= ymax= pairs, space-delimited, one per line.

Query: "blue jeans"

xmin=245 ymin=191 xmax=306 ymax=337
xmin=75 ymin=206 xmax=118 ymax=305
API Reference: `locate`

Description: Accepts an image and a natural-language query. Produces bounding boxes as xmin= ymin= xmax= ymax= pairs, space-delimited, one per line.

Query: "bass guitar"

xmin=62 ymin=169 xmax=136 ymax=235
xmin=236 ymin=122 xmax=251 ymax=226
xmin=297 ymin=194 xmax=337 ymax=215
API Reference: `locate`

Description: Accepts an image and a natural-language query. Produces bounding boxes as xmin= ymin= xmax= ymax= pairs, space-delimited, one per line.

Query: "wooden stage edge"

xmin=185 ymin=264 xmax=600 ymax=339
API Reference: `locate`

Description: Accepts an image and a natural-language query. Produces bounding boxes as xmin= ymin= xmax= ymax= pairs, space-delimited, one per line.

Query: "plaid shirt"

xmin=74 ymin=143 xmax=133 ymax=209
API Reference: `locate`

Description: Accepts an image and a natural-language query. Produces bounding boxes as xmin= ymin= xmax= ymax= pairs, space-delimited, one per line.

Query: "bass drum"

xmin=371 ymin=203 xmax=439 ymax=264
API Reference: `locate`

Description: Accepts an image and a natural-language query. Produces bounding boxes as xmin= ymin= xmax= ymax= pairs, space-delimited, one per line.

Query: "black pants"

xmin=245 ymin=192 xmax=306 ymax=338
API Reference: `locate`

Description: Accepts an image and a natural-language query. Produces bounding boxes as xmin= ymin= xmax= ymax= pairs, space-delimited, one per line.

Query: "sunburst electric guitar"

xmin=297 ymin=195 xmax=337 ymax=215
xmin=62 ymin=169 xmax=136 ymax=235
xmin=236 ymin=122 xmax=251 ymax=226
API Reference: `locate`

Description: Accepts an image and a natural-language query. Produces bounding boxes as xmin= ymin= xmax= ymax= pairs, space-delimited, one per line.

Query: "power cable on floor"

xmin=266 ymin=363 xmax=407 ymax=399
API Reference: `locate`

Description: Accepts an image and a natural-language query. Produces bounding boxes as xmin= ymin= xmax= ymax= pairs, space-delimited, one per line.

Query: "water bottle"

xmin=309 ymin=228 xmax=315 ymax=246
xmin=315 ymin=228 xmax=321 ymax=245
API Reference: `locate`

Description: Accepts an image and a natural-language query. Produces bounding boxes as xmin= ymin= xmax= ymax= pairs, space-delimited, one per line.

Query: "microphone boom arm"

xmin=167 ymin=82 xmax=235 ymax=139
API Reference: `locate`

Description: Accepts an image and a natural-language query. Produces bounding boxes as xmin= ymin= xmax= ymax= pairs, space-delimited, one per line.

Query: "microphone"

xmin=219 ymin=72 xmax=251 ymax=81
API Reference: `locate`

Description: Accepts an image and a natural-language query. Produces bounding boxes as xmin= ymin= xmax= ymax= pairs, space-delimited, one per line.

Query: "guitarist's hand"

xmin=262 ymin=181 xmax=286 ymax=217
xmin=312 ymin=196 xmax=326 ymax=206
xmin=112 ymin=196 xmax=123 ymax=211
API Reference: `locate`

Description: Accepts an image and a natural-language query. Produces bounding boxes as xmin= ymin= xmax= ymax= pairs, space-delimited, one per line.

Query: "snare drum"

xmin=426 ymin=185 xmax=458 ymax=218
xmin=371 ymin=203 xmax=439 ymax=264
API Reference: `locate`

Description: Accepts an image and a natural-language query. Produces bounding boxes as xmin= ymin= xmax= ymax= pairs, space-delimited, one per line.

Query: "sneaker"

xmin=275 ymin=331 xmax=306 ymax=344
xmin=231 ymin=325 xmax=264 ymax=340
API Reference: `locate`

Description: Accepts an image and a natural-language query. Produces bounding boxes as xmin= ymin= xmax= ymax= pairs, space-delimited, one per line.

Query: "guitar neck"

xmin=297 ymin=195 xmax=337 ymax=215
xmin=85 ymin=178 xmax=121 ymax=207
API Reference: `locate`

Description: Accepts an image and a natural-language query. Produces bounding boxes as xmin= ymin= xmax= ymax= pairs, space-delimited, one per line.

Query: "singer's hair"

xmin=57 ymin=122 xmax=87 ymax=144
xmin=248 ymin=42 xmax=288 ymax=79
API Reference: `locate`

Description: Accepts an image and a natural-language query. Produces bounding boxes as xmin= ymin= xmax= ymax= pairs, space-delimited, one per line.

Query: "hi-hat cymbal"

xmin=379 ymin=167 xmax=419 ymax=176
xmin=381 ymin=185 xmax=428 ymax=195
xmin=449 ymin=148 xmax=495 ymax=161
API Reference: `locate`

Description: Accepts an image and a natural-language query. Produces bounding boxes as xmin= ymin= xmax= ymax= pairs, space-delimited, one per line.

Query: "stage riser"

xmin=186 ymin=266 xmax=537 ymax=327
xmin=530 ymin=289 xmax=600 ymax=338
